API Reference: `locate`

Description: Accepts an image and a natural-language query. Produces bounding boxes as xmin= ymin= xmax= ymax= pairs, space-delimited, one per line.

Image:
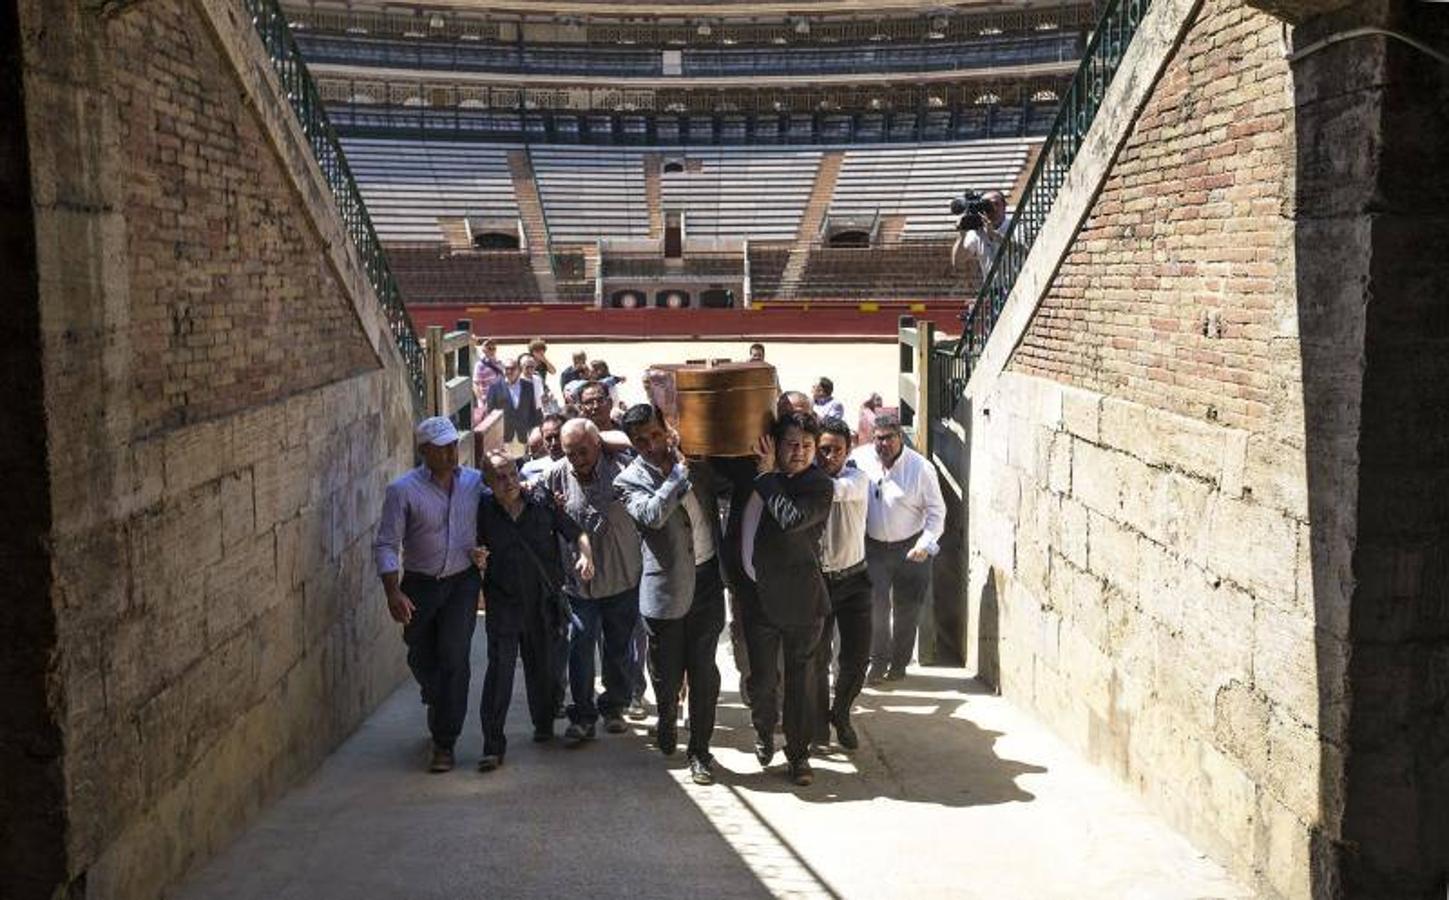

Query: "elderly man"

xmin=475 ymin=450 xmax=594 ymax=771
xmin=811 ymin=416 xmax=873 ymax=750
xmin=373 ymin=417 xmax=488 ymax=773
xmin=472 ymin=338 xmax=505 ymax=428
xmin=850 ymin=412 xmax=946 ymax=684
xmin=737 ymin=411 xmax=834 ymax=787
xmin=521 ymin=413 xmax=567 ymax=482
xmin=486 ymin=356 xmax=541 ymax=456
xmin=545 ymin=419 xmax=643 ymax=742
xmin=615 ymin=404 xmax=726 ymax=786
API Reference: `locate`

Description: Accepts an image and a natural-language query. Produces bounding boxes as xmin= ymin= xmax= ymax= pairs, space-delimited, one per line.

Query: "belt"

xmin=823 ymin=560 xmax=867 ymax=583
xmin=866 ymin=531 xmax=923 ymax=551
xmin=402 ymin=567 xmax=476 ymax=583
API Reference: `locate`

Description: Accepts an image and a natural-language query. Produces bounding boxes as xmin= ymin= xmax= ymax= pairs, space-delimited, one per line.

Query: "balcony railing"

xmin=245 ymin=0 xmax=427 ymax=407
xmin=943 ymin=0 xmax=1154 ymax=415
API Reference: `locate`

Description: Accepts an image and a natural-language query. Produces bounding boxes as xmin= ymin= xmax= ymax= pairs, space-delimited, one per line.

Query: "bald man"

xmin=545 ymin=419 xmax=643 ymax=741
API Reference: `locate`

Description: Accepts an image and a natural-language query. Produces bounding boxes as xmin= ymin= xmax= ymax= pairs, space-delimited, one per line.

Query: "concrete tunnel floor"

xmin=176 ymin=617 xmax=1251 ymax=900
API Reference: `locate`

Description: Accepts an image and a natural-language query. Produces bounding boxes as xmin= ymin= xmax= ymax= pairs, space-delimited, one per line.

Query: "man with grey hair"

xmin=951 ymin=189 xmax=1009 ymax=281
xmin=545 ymin=419 xmax=643 ymax=742
xmin=849 ymin=411 xmax=946 ymax=684
xmin=374 ymin=416 xmax=488 ymax=773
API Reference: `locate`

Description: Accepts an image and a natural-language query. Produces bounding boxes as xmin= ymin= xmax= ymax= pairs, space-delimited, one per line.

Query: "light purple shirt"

xmin=373 ymin=465 xmax=487 ymax=578
xmin=813 ymin=397 xmax=845 ymax=421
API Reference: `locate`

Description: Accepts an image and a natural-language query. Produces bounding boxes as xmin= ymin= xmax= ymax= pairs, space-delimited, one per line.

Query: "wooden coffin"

xmin=643 ymin=361 xmax=777 ymax=457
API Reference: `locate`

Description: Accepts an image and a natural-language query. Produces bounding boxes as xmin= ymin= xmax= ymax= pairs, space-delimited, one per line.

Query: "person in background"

xmin=811 ymin=416 xmax=872 ymax=751
xmin=749 ymin=343 xmax=766 ymax=362
xmin=521 ymin=413 xmax=566 ymax=483
xmin=528 ymin=338 xmax=557 ymax=391
xmin=615 ymin=404 xmax=727 ymax=786
xmin=485 ymin=357 xmax=540 ymax=457
xmin=737 ymin=412 xmax=834 ymax=788
xmin=520 ymin=353 xmax=558 ymax=415
xmin=559 ymin=350 xmax=588 ymax=396
xmin=850 ymin=412 xmax=946 ymax=684
xmin=812 ymin=377 xmax=845 ymax=421
xmin=472 ymin=337 xmax=505 ymax=428
xmin=546 ymin=420 xmax=642 ymax=744
xmin=577 ymin=381 xmax=635 ymax=454
xmin=474 ymin=451 xmax=594 ymax=772
xmin=373 ymin=417 xmax=488 ymax=774
xmin=857 ymin=393 xmax=884 ymax=445
xmin=777 ymin=391 xmax=812 ymax=418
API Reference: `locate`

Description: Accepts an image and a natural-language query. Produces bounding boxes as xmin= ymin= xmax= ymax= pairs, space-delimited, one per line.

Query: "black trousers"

xmin=739 ymin=584 xmax=824 ymax=765
xmin=644 ymin=561 xmax=726 ymax=759
xmin=401 ymin=568 xmax=481 ymax=750
xmin=866 ymin=535 xmax=932 ymax=671
xmin=480 ymin=610 xmax=557 ymax=758
xmin=812 ymin=568 xmax=874 ymax=740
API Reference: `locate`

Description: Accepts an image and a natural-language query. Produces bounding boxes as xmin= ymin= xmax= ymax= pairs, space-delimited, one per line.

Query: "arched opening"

xmin=471 ymin=231 xmax=520 ymax=251
xmin=655 ymin=290 xmax=690 ymax=309
xmin=699 ymin=288 xmax=734 ymax=308
xmin=827 ymin=230 xmax=871 ymax=248
xmin=609 ymin=290 xmax=645 ymax=309
xmin=662 ymin=159 xmax=685 ymax=173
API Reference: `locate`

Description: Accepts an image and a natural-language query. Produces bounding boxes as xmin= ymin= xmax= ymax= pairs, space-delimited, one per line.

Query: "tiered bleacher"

xmin=341 ymin=138 xmax=519 ymax=243
xmin=660 ymin=149 xmax=823 ymax=241
xmin=830 ymin=141 xmax=1034 ymax=239
xmin=387 ymin=247 xmax=540 ymax=302
xmin=790 ymin=241 xmax=968 ymax=300
xmin=530 ymin=147 xmax=652 ymax=242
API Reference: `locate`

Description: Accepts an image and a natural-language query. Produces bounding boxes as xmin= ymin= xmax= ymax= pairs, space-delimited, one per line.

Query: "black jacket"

xmin=486 ymin=378 xmax=540 ymax=443
xmin=748 ymin=464 xmax=834 ymax=627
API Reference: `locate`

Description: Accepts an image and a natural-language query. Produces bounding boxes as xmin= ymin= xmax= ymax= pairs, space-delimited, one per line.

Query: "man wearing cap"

xmin=374 ymin=417 xmax=488 ymax=773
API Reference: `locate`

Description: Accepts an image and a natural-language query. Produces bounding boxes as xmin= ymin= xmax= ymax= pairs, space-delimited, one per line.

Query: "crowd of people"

xmin=375 ymin=340 xmax=944 ymax=789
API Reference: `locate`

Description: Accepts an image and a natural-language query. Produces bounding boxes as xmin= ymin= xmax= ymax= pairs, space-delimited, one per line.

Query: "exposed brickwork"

xmin=18 ymin=0 xmax=417 ymax=896
xmin=1011 ymin=0 xmax=1296 ymax=440
xmin=108 ymin=1 xmax=377 ymax=435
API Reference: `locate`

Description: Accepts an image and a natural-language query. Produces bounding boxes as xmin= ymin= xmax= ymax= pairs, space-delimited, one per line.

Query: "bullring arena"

xmin=5 ymin=0 xmax=1446 ymax=898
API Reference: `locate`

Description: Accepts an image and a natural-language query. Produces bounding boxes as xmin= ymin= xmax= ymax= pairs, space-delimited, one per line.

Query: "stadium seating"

xmin=529 ymin=146 xmax=652 ymax=243
xmin=829 ymin=141 xmax=1037 ymax=239
xmin=790 ymin=241 xmax=969 ymax=300
xmin=660 ymin=148 xmax=823 ymax=241
xmin=340 ymin=138 xmax=520 ymax=243
xmin=387 ymin=247 xmax=540 ymax=302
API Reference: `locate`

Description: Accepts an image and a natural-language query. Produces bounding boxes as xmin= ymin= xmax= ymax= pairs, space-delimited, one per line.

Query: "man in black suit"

xmin=736 ymin=411 xmax=834 ymax=787
xmin=485 ymin=356 xmax=541 ymax=455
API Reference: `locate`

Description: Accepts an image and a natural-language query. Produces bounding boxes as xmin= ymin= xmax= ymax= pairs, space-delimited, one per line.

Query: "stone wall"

xmin=14 ymin=0 xmax=418 ymax=896
xmin=964 ymin=1 xmax=1324 ymax=897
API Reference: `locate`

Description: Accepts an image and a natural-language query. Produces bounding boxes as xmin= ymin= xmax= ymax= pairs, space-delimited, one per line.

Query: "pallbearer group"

xmin=374 ymin=352 xmax=945 ymax=788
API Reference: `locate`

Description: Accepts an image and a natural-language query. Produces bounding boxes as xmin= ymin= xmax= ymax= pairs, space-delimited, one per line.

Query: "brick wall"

xmin=16 ymin=0 xmax=418 ymax=896
xmin=967 ymin=2 xmax=1321 ymax=897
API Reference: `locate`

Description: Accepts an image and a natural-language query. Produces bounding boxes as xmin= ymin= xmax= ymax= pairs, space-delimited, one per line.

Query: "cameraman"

xmin=950 ymin=190 xmax=1008 ymax=281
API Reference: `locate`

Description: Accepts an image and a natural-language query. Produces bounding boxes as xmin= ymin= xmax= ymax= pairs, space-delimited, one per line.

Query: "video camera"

xmin=949 ymin=189 xmax=995 ymax=233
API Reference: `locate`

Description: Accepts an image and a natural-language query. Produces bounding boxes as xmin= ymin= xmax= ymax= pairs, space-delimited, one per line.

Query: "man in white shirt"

xmin=811 ymin=416 xmax=872 ymax=750
xmin=950 ymin=190 xmax=1008 ymax=282
xmin=849 ymin=412 xmax=946 ymax=684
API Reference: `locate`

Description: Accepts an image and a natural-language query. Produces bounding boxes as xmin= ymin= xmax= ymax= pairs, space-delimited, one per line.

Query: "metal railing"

xmin=946 ymin=0 xmax=1154 ymax=412
xmin=244 ymin=0 xmax=427 ymax=407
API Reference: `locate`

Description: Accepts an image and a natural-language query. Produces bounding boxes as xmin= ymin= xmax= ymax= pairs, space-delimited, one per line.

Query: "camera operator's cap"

xmin=415 ymin=416 xmax=461 ymax=447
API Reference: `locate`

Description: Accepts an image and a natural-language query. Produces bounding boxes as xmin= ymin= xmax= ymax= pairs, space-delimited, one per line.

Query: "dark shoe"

xmin=883 ymin=667 xmax=907 ymax=682
xmin=831 ymin=712 xmax=860 ymax=751
xmin=788 ymin=758 xmax=814 ymax=787
xmin=754 ymin=734 xmax=775 ymax=767
xmin=477 ymin=754 xmax=503 ymax=772
xmin=533 ymin=727 xmax=554 ymax=743
xmin=624 ymin=699 xmax=648 ymax=720
xmin=427 ymin=745 xmax=455 ymax=773
xmin=657 ymin=719 xmax=678 ymax=756
xmin=689 ymin=754 xmax=716 ymax=786
xmin=866 ymin=664 xmax=888 ymax=686
xmin=564 ymin=722 xmax=596 ymax=743
xmin=603 ymin=714 xmax=627 ymax=734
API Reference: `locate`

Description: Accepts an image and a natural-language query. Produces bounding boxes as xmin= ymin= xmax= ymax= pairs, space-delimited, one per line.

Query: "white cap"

xmin=415 ymin=416 xmax=461 ymax=447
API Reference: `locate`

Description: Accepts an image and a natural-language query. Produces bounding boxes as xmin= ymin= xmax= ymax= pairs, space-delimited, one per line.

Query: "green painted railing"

xmin=940 ymin=0 xmax=1154 ymax=417
xmin=244 ymin=0 xmax=427 ymax=407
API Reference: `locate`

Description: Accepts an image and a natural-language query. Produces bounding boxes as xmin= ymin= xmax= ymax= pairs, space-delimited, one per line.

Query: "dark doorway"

xmin=472 ymin=231 xmax=520 ymax=250
xmin=664 ymin=211 xmax=683 ymax=259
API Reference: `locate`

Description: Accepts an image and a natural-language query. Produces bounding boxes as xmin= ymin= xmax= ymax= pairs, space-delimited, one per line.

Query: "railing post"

xmin=917 ymin=320 xmax=935 ymax=458
xmin=425 ymin=324 xmax=444 ymax=417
